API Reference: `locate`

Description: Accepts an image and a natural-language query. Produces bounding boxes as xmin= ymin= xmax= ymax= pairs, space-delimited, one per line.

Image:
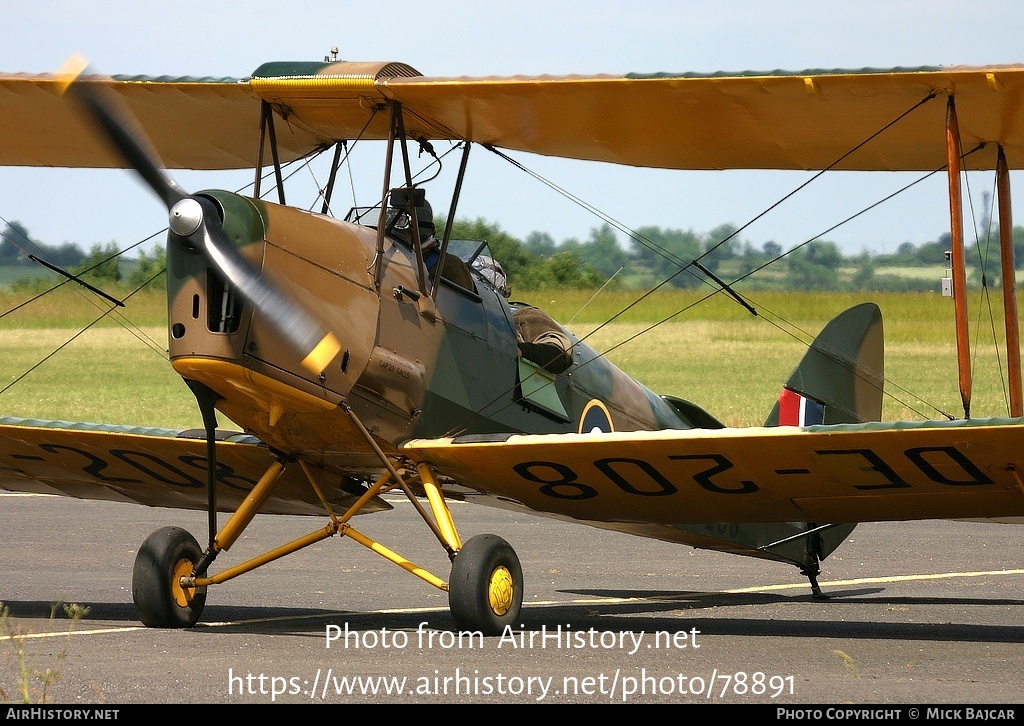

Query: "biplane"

xmin=0 ymin=57 xmax=1023 ymax=635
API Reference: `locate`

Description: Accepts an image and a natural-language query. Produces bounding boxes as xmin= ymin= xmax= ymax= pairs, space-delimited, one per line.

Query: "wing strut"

xmin=394 ymin=103 xmax=430 ymax=297
xmin=997 ymin=147 xmax=1022 ymax=416
xmin=253 ymin=101 xmax=286 ymax=205
xmin=320 ymin=141 xmax=346 ymax=216
xmin=946 ymin=96 xmax=972 ymax=418
xmin=433 ymin=141 xmax=472 ymax=302
xmin=372 ymin=103 xmax=399 ymax=291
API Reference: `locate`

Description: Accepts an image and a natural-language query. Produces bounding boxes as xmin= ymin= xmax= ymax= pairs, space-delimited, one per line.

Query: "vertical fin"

xmin=762 ymin=302 xmax=884 ymax=567
xmin=765 ymin=302 xmax=884 ymax=427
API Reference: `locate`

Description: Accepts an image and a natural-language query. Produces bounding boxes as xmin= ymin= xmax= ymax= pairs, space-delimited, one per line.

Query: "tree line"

xmin=0 ymin=220 xmax=164 ymax=290
xmin=447 ymin=218 xmax=1024 ymax=293
xmin=4 ymin=216 xmax=1024 ymax=294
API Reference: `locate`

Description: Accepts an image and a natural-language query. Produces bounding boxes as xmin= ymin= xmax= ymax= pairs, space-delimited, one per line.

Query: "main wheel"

xmin=132 ymin=526 xmax=207 ymax=628
xmin=448 ymin=534 xmax=523 ymax=636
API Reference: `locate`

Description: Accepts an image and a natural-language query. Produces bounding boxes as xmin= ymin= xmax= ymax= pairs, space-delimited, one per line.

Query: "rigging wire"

xmin=456 ymin=94 xmax=973 ymax=431
xmin=279 ymin=106 xmax=378 ymax=216
xmin=696 ymin=92 xmax=939 ymax=263
xmin=0 ymin=265 xmax=168 ymax=396
xmin=2 ymin=88 xmax=1000 ymax=426
xmin=967 ymin=173 xmax=1010 ymax=415
xmin=566 ymin=266 xmax=623 ymax=325
xmin=0 ymin=218 xmax=168 ymax=357
xmin=581 ymin=155 xmax=986 ymax=423
xmin=0 ymin=121 xmax=459 ymax=400
xmin=0 ymin=147 xmax=330 ymax=396
xmin=485 ymin=93 xmax=946 ymax=339
xmin=484 ymin=91 xmax=940 ymax=287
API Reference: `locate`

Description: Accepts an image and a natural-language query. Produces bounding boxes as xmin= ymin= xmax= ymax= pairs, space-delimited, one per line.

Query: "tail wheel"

xmin=132 ymin=526 xmax=207 ymax=628
xmin=448 ymin=534 xmax=523 ymax=635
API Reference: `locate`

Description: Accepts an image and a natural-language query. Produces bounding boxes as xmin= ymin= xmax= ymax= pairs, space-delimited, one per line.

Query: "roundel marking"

xmin=579 ymin=399 xmax=614 ymax=434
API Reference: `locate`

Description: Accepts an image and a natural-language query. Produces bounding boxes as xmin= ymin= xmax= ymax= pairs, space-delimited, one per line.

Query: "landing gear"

xmin=801 ymin=564 xmax=829 ymax=600
xmin=802 ymin=528 xmax=830 ymax=600
xmin=127 ymin=453 xmax=526 ymax=634
xmin=132 ymin=526 xmax=207 ymax=628
xmin=449 ymin=534 xmax=523 ymax=635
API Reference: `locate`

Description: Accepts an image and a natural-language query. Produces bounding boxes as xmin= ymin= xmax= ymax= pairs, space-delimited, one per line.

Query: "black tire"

xmin=449 ymin=534 xmax=523 ymax=636
xmin=132 ymin=526 xmax=207 ymax=628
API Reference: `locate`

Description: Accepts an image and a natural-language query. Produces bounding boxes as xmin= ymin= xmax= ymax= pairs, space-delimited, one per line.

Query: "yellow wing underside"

xmin=5 ymin=416 xmax=1022 ymax=535
xmin=1 ymin=63 xmax=1023 ymax=171
xmin=0 ymin=420 xmax=390 ymax=516
xmin=405 ymin=418 xmax=1024 ymax=526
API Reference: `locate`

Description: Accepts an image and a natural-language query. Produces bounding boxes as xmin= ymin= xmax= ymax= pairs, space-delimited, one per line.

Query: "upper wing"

xmin=0 ymin=418 xmax=390 ymax=516
xmin=378 ymin=65 xmax=1024 ymax=172
xmin=0 ymin=72 xmax=279 ymax=169
xmin=2 ymin=61 xmax=1023 ymax=171
xmin=404 ymin=417 xmax=1024 ymax=525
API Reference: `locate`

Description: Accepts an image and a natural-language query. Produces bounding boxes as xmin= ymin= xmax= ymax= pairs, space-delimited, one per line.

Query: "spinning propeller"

xmin=57 ymin=55 xmax=341 ymax=375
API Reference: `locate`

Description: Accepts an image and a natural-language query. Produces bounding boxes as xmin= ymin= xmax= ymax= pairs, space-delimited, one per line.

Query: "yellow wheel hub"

xmin=171 ymin=558 xmax=197 ymax=608
xmin=487 ymin=566 xmax=514 ymax=616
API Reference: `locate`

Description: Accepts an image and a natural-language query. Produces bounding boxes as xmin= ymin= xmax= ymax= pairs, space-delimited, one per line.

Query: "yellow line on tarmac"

xmin=0 ymin=626 xmax=145 ymax=641
xmin=6 ymin=568 xmax=1021 ymax=639
xmin=725 ymin=568 xmax=1024 ymax=594
xmin=0 ymin=609 xmax=457 ymax=639
xmin=199 ymin=605 xmax=451 ymax=628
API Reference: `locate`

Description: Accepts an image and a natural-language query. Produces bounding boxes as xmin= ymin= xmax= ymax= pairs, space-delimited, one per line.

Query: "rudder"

xmin=762 ymin=302 xmax=884 ymax=569
xmin=765 ymin=302 xmax=884 ymax=427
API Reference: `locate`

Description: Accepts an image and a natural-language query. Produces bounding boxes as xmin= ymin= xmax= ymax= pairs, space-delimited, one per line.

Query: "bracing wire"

xmin=966 ymin=172 xmax=1010 ymax=416
xmin=0 ymin=146 xmax=332 ymax=396
xmin=452 ymin=92 xmax=974 ymax=431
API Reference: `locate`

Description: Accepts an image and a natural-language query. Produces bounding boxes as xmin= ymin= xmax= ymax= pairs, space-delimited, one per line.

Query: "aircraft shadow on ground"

xmin=4 ymin=588 xmax=1023 ymax=644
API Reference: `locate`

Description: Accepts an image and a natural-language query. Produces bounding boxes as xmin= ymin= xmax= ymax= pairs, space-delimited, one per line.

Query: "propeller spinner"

xmin=57 ymin=55 xmax=341 ymax=375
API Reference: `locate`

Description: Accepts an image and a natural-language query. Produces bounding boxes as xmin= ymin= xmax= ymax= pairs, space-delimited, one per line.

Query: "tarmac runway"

xmin=1 ymin=491 xmax=1022 ymax=705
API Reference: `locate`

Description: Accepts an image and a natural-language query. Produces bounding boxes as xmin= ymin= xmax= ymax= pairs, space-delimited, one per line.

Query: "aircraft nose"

xmin=169 ymin=198 xmax=204 ymax=238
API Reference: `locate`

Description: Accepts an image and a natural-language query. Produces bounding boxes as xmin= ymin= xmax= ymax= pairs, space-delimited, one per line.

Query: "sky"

xmin=4 ymin=1 xmax=1024 ymax=259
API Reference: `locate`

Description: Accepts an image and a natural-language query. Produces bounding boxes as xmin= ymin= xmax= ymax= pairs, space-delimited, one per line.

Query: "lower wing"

xmin=405 ymin=417 xmax=1024 ymax=525
xmin=0 ymin=417 xmax=390 ymax=516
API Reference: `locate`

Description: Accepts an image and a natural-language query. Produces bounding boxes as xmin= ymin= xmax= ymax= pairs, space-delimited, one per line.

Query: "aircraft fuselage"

xmin=165 ymin=191 xmax=694 ymax=459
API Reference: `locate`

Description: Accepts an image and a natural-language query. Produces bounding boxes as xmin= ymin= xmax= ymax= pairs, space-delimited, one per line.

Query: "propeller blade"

xmin=57 ymin=54 xmax=187 ymax=210
xmin=171 ymin=197 xmax=342 ymax=374
xmin=60 ymin=56 xmax=341 ymax=375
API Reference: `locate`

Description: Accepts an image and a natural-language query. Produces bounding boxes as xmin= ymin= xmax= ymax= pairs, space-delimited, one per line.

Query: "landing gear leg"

xmin=801 ymin=564 xmax=829 ymax=600
xmin=340 ymin=405 xmax=527 ymax=634
xmin=413 ymin=462 xmax=524 ymax=634
xmin=802 ymin=529 xmax=829 ymax=600
xmin=448 ymin=534 xmax=523 ymax=635
xmin=132 ymin=526 xmax=207 ymax=627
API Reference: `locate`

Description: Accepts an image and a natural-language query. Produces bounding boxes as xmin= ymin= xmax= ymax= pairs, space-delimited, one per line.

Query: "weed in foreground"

xmin=0 ymin=602 xmax=90 ymax=703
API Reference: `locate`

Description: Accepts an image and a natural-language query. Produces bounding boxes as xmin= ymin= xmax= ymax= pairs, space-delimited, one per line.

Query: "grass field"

xmin=551 ymin=288 xmax=1021 ymax=425
xmin=0 ymin=286 xmax=1019 ymax=430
